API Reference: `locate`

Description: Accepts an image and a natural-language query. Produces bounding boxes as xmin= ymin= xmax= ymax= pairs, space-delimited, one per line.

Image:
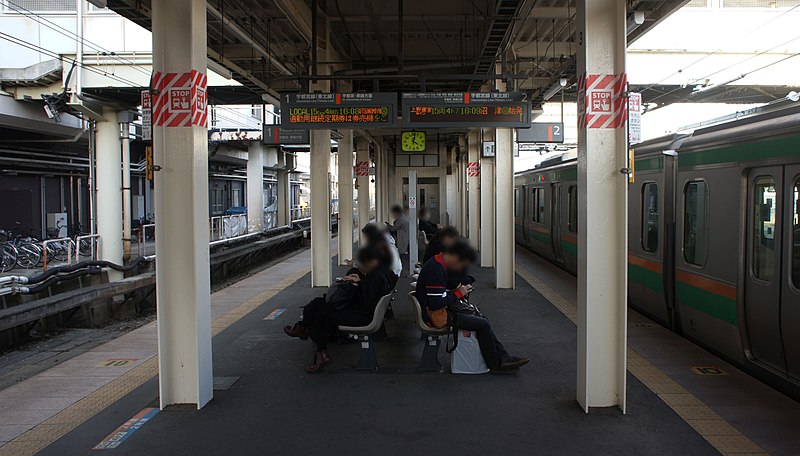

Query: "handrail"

xmin=42 ymin=237 xmax=74 ymax=272
xmin=73 ymin=234 xmax=101 ymax=264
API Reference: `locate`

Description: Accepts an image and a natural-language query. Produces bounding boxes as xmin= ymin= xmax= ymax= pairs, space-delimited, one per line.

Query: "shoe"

xmin=283 ymin=323 xmax=309 ymax=340
xmin=306 ymin=350 xmax=331 ymax=373
xmin=490 ymin=365 xmax=519 ymax=375
xmin=501 ymin=356 xmax=529 ymax=369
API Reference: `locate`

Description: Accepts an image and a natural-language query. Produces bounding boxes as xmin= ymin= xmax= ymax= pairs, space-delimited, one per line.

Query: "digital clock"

xmin=401 ymin=131 xmax=426 ymax=152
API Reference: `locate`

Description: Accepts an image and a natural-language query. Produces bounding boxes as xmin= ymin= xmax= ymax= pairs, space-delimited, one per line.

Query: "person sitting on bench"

xmin=422 ymin=225 xmax=460 ymax=263
xmin=415 ymin=240 xmax=529 ymax=374
xmin=418 ymin=207 xmax=441 ymax=240
xmin=284 ymin=246 xmax=394 ymax=373
xmin=362 ymin=223 xmax=401 ymax=283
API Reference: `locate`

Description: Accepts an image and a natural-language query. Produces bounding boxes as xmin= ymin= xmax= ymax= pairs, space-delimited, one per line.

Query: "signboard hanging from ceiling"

xmin=516 ymin=122 xmax=564 ymax=144
xmin=262 ymin=125 xmax=310 ymax=145
xmin=628 ymin=92 xmax=642 ymax=144
xmin=282 ymin=93 xmax=397 ymax=129
xmin=402 ymin=92 xmax=531 ymax=128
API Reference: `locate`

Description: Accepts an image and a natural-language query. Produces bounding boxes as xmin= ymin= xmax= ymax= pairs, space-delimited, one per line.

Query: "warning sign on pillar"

xmin=408 ymin=196 xmax=417 ymax=209
xmin=140 ymin=90 xmax=152 ymax=140
xmin=577 ymin=73 xmax=627 ymax=129
xmin=467 ymin=161 xmax=480 ymax=177
xmin=355 ymin=161 xmax=370 ymax=177
xmin=152 ymin=70 xmax=208 ymax=128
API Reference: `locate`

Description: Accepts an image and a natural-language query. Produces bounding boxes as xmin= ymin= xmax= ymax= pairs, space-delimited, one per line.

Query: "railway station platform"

xmin=0 ymin=247 xmax=797 ymax=456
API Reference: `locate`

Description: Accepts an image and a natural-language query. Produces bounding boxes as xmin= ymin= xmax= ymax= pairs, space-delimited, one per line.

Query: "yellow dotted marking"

xmin=516 ymin=262 xmax=767 ymax=456
xmin=0 ymin=267 xmax=310 ymax=456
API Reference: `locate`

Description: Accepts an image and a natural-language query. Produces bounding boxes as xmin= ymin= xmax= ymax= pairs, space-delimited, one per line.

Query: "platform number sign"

xmin=97 ymin=358 xmax=140 ymax=368
xmin=691 ymin=366 xmax=728 ymax=376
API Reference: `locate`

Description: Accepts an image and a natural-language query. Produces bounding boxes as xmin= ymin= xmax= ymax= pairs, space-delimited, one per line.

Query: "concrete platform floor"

xmin=37 ymin=262 xmax=722 ymax=456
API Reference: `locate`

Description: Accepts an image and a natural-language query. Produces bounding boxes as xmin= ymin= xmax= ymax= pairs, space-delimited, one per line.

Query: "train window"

xmin=683 ymin=181 xmax=709 ymax=266
xmin=642 ymin=183 xmax=659 ymax=253
xmin=567 ymin=186 xmax=578 ymax=233
xmin=514 ymin=189 xmax=520 ymax=217
xmin=791 ymin=178 xmax=799 ymax=288
xmin=531 ymin=188 xmax=545 ymax=223
xmin=752 ymin=177 xmax=777 ymax=281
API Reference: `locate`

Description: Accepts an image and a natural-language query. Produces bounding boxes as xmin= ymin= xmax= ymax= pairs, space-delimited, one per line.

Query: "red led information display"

xmin=283 ymin=93 xmax=397 ymax=129
xmin=402 ymin=92 xmax=531 ymax=128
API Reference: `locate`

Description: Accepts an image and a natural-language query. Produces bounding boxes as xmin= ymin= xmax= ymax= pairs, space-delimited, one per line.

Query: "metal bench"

xmin=408 ymin=291 xmax=449 ymax=372
xmin=338 ymin=293 xmax=394 ymax=371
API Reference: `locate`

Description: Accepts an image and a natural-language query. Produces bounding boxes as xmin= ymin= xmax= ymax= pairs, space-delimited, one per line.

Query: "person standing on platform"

xmin=386 ymin=204 xmax=409 ymax=256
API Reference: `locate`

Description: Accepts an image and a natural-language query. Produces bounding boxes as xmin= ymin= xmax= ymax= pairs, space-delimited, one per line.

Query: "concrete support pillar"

xmin=479 ymin=129 xmax=495 ymax=267
xmin=247 ymin=142 xmax=265 ymax=233
xmin=337 ymin=131 xmax=354 ymax=264
xmin=495 ymin=126 xmax=514 ymax=289
xmin=121 ymin=128 xmax=132 ymax=262
xmin=458 ymin=137 xmax=468 ymax=234
xmin=576 ymin=0 xmax=628 ymax=412
xmin=277 ymin=151 xmax=291 ymax=226
xmin=95 ymin=107 xmax=123 ymax=281
xmin=467 ymin=130 xmax=480 ymax=247
xmin=356 ymin=137 xmax=371 ymax=244
xmin=151 ymin=0 xmax=213 ymax=409
xmin=310 ymin=128 xmax=332 ymax=287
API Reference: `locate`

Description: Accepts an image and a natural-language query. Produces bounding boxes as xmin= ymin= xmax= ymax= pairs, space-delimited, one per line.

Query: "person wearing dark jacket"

xmin=284 ymin=246 xmax=393 ymax=372
xmin=415 ymin=240 xmax=528 ymax=374
xmin=418 ymin=207 xmax=441 ymax=240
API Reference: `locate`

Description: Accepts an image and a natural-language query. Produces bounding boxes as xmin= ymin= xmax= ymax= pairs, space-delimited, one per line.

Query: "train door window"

xmin=514 ymin=188 xmax=520 ymax=216
xmin=531 ymin=188 xmax=545 ymax=223
xmin=684 ymin=181 xmax=709 ymax=266
xmin=642 ymin=183 xmax=659 ymax=253
xmin=791 ymin=178 xmax=799 ymax=288
xmin=752 ymin=176 xmax=777 ymax=281
xmin=567 ymin=186 xmax=578 ymax=233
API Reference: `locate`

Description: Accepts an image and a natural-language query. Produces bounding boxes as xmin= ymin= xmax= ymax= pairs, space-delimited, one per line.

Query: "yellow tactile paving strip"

xmin=515 ymin=263 xmax=768 ymax=456
xmin=0 ymin=267 xmax=309 ymax=456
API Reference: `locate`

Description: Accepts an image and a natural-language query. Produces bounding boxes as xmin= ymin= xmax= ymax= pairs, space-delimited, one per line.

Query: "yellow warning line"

xmin=0 ymin=267 xmax=309 ymax=456
xmin=515 ymin=263 xmax=767 ymax=456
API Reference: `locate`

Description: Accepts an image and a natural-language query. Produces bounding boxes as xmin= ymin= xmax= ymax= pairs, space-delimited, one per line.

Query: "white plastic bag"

xmin=451 ymin=330 xmax=489 ymax=374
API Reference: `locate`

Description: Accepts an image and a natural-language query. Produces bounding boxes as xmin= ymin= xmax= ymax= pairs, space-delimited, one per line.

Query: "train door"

xmin=520 ymin=185 xmax=531 ymax=245
xmin=551 ymin=183 xmax=564 ymax=263
xmin=744 ymin=167 xmax=785 ymax=373
xmin=782 ymin=165 xmax=800 ymax=380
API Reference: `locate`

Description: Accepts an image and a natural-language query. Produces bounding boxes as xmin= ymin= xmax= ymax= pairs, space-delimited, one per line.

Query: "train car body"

xmin=515 ymin=105 xmax=800 ymax=391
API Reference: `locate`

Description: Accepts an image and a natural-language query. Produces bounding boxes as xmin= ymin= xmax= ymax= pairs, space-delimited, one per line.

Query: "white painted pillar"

xmin=277 ymin=151 xmax=291 ymax=226
xmin=576 ymin=0 xmax=628 ymax=412
xmin=458 ymin=138 xmax=468 ymax=234
xmin=356 ymin=137 xmax=371 ymax=244
xmin=375 ymin=142 xmax=385 ymax=223
xmin=467 ymin=130 xmax=480 ymax=247
xmin=151 ymin=0 xmax=213 ymax=409
xmin=95 ymin=107 xmax=123 ymax=281
xmin=495 ymin=126 xmax=515 ymax=289
xmin=408 ymin=171 xmax=418 ymax=273
xmin=121 ymin=126 xmax=132 ymax=262
xmin=337 ymin=131 xmax=354 ymax=264
xmin=479 ymin=129 xmax=495 ymax=267
xmin=247 ymin=142 xmax=265 ymax=232
xmin=310 ymin=128 xmax=332 ymax=287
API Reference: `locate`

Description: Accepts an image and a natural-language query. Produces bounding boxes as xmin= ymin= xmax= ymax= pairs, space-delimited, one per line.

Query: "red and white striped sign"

xmin=355 ymin=161 xmax=370 ymax=177
xmin=467 ymin=161 xmax=480 ymax=177
xmin=152 ymin=70 xmax=208 ymax=128
xmin=577 ymin=73 xmax=627 ymax=129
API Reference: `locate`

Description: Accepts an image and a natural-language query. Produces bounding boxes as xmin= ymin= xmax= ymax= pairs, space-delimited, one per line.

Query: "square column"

xmin=495 ymin=127 xmax=515 ymax=289
xmin=247 ymin=142 xmax=266 ymax=233
xmin=310 ymin=128 xmax=332 ymax=287
xmin=576 ymin=0 xmax=628 ymax=412
xmin=467 ymin=130 xmax=480 ymax=247
xmin=337 ymin=131 xmax=354 ymax=264
xmin=356 ymin=136 xmax=371 ymax=243
xmin=95 ymin=107 xmax=123 ymax=281
xmin=277 ymin=150 xmax=291 ymax=226
xmin=479 ymin=129 xmax=495 ymax=267
xmin=151 ymin=0 xmax=213 ymax=409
